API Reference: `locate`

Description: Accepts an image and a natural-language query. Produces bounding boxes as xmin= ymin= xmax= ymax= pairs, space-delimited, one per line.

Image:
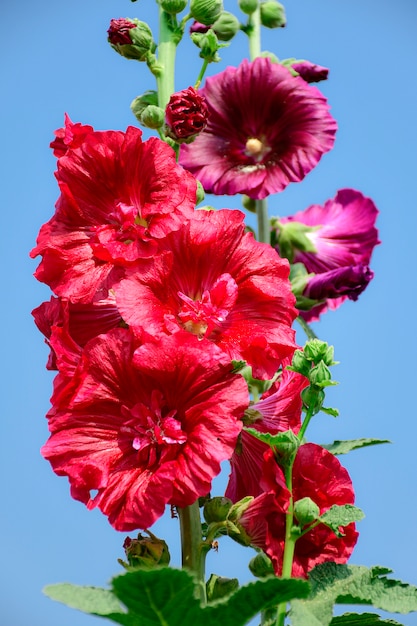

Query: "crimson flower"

xmin=239 ymin=444 xmax=358 ymax=578
xmin=275 ymin=188 xmax=380 ymax=321
xmin=114 ymin=209 xmax=298 ymax=379
xmin=107 ymin=18 xmax=137 ymax=45
xmin=42 ymin=329 xmax=248 ymax=531
xmin=226 ymin=367 xmax=307 ymax=502
xmin=179 ymin=57 xmax=337 ymax=199
xmin=50 ymin=113 xmax=94 ymax=158
xmin=165 ymin=86 xmax=209 ymax=142
xmin=30 ymin=123 xmax=197 ymax=302
xmin=291 ymin=60 xmax=329 ymax=83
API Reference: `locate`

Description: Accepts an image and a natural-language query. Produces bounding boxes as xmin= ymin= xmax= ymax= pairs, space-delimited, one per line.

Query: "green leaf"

xmin=112 ymin=567 xmax=310 ymax=626
xmin=289 ymin=563 xmax=417 ymax=626
xmin=43 ymin=584 xmax=130 ymax=624
xmin=330 ymin=613 xmax=404 ymax=625
xmin=321 ymin=407 xmax=340 ymax=418
xmin=321 ymin=439 xmax=391 ymax=455
xmin=319 ymin=505 xmax=365 ymax=536
xmin=46 ymin=566 xmax=310 ymax=626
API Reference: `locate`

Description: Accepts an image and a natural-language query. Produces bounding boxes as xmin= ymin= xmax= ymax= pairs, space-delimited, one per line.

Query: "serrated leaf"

xmin=244 ymin=428 xmax=299 ymax=449
xmin=43 ymin=584 xmax=130 ymax=624
xmin=330 ymin=612 xmax=404 ymax=625
xmin=289 ymin=563 xmax=417 ymax=626
xmin=321 ymin=439 xmax=391 ymax=455
xmin=112 ymin=567 xmax=310 ymax=626
xmin=320 ymin=505 xmax=365 ymax=536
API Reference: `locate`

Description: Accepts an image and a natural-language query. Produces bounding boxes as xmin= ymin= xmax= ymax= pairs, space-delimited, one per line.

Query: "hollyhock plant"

xmin=274 ymin=188 xmax=380 ymax=321
xmin=179 ymin=57 xmax=337 ymax=199
xmin=42 ymin=329 xmax=248 ymax=531
xmin=165 ymin=86 xmax=209 ymax=142
xmin=226 ymin=367 xmax=308 ymax=502
xmin=30 ymin=123 xmax=197 ymax=302
xmin=114 ymin=208 xmax=298 ymax=379
xmin=238 ymin=445 xmax=358 ymax=578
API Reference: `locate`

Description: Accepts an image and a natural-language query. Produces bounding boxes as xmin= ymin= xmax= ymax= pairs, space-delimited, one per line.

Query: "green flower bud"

xmin=121 ymin=531 xmax=170 ymax=569
xmin=203 ymin=496 xmax=233 ymax=523
xmin=272 ymin=430 xmax=300 ymax=468
xmin=248 ymin=551 xmax=274 ymax=578
xmin=241 ymin=195 xmax=256 ymax=213
xmin=206 ymin=574 xmax=239 ymax=601
xmin=294 ymin=496 xmax=320 ymax=526
xmin=301 ymin=386 xmax=325 ymax=412
xmin=309 ymin=361 xmax=332 ymax=387
xmin=288 ymin=349 xmax=311 ymax=377
xmin=304 ymin=338 xmax=332 ymax=363
xmin=196 ymin=180 xmax=205 ymax=205
xmin=238 ymin=0 xmax=258 ymax=15
xmin=160 ymin=0 xmax=188 ymax=14
xmin=190 ymin=0 xmax=223 ymax=25
xmin=260 ymin=1 xmax=286 ymax=28
xmin=191 ymin=29 xmax=221 ymax=62
xmin=108 ymin=18 xmax=156 ymax=62
xmin=212 ymin=11 xmax=240 ymax=41
xmin=130 ymin=90 xmax=159 ymax=123
xmin=140 ymin=105 xmax=165 ymax=129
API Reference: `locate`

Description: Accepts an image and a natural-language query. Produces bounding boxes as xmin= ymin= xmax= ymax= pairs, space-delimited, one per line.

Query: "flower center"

xmin=245 ymin=137 xmax=264 ymax=156
xmin=121 ymin=389 xmax=187 ymax=468
xmin=177 ymin=273 xmax=239 ymax=340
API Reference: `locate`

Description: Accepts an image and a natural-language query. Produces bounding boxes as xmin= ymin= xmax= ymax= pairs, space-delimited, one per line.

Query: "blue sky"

xmin=2 ymin=0 xmax=417 ymax=624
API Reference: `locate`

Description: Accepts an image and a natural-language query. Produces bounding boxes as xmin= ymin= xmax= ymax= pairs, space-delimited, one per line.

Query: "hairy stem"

xmin=255 ymin=198 xmax=270 ymax=244
xmin=157 ymin=8 xmax=177 ymax=110
xmin=178 ymin=502 xmax=207 ymax=604
xmin=247 ymin=7 xmax=261 ymax=60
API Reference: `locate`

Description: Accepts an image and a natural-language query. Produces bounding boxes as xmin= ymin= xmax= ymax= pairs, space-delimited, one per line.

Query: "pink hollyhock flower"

xmin=42 ymin=329 xmax=248 ymax=531
xmin=275 ymin=188 xmax=380 ymax=321
xmin=114 ymin=209 xmax=298 ymax=379
xmin=226 ymin=367 xmax=308 ymax=501
xmin=291 ymin=60 xmax=329 ymax=83
xmin=165 ymin=87 xmax=209 ymax=142
xmin=239 ymin=444 xmax=358 ymax=578
xmin=50 ymin=113 xmax=94 ymax=158
xmin=30 ymin=124 xmax=197 ymax=302
xmin=179 ymin=57 xmax=337 ymax=199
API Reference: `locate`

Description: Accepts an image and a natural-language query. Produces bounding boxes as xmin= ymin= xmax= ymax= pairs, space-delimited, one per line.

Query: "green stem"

xmin=195 ymin=58 xmax=209 ymax=89
xmin=297 ymin=404 xmax=315 ymax=441
xmin=296 ymin=316 xmax=318 ymax=340
xmin=156 ymin=7 xmax=177 ymax=110
xmin=178 ymin=502 xmax=207 ymax=604
xmin=255 ymin=198 xmax=270 ymax=244
xmin=247 ymin=7 xmax=262 ymax=60
xmin=276 ymin=466 xmax=296 ymax=626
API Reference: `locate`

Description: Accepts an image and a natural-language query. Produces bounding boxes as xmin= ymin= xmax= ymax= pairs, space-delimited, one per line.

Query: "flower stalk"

xmin=247 ymin=6 xmax=261 ymax=60
xmin=178 ymin=502 xmax=207 ymax=604
xmin=157 ymin=7 xmax=178 ymax=110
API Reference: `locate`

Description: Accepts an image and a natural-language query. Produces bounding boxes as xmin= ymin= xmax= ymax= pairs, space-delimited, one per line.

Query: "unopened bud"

xmin=108 ymin=18 xmax=156 ymax=62
xmin=212 ymin=11 xmax=240 ymax=41
xmin=122 ymin=531 xmax=170 ymax=569
xmin=294 ymin=497 xmax=320 ymax=526
xmin=190 ymin=0 xmax=223 ymax=26
xmin=309 ymin=361 xmax=332 ymax=387
xmin=249 ymin=551 xmax=274 ymax=577
xmin=301 ymin=386 xmax=325 ymax=412
xmin=165 ymin=86 xmax=209 ymax=142
xmin=160 ymin=0 xmax=188 ymax=14
xmin=203 ymin=496 xmax=233 ymax=523
xmin=191 ymin=29 xmax=221 ymax=62
xmin=140 ymin=105 xmax=165 ymax=129
xmin=260 ymin=1 xmax=286 ymax=28
xmin=238 ymin=0 xmax=258 ymax=15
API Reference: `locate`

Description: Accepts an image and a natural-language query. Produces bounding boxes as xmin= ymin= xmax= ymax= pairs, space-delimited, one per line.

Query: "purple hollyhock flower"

xmin=179 ymin=57 xmax=337 ymax=199
xmin=291 ymin=60 xmax=329 ymax=84
xmin=274 ymin=188 xmax=380 ymax=321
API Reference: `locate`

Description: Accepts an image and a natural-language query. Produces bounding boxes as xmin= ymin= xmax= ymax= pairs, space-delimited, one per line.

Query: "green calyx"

xmin=260 ymin=0 xmax=286 ymax=28
xmin=110 ymin=19 xmax=157 ymax=61
xmin=273 ymin=218 xmax=319 ymax=263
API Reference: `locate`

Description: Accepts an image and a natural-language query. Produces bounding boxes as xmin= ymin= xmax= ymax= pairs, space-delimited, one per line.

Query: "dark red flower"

xmin=42 ymin=329 xmax=248 ymax=531
xmin=30 ymin=124 xmax=197 ymax=303
xmin=239 ymin=444 xmax=358 ymax=578
xmin=107 ymin=18 xmax=137 ymax=45
xmin=114 ymin=209 xmax=298 ymax=379
xmin=165 ymin=87 xmax=209 ymax=142
xmin=180 ymin=57 xmax=337 ymax=199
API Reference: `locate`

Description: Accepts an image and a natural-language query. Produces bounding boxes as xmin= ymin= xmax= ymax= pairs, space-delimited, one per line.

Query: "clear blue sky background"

xmin=2 ymin=1 xmax=417 ymax=625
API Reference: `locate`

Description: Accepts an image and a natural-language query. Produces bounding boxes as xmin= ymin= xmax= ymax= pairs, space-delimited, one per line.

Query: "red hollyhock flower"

xmin=32 ymin=296 xmax=122 ymax=369
xmin=50 ymin=113 xmax=94 ymax=158
xmin=165 ymin=87 xmax=209 ymax=142
xmin=275 ymin=188 xmax=380 ymax=321
xmin=42 ymin=329 xmax=248 ymax=531
xmin=114 ymin=209 xmax=298 ymax=379
xmin=107 ymin=18 xmax=137 ymax=45
xmin=179 ymin=57 xmax=337 ymax=199
xmin=30 ymin=124 xmax=197 ymax=302
xmin=239 ymin=444 xmax=358 ymax=578
xmin=226 ymin=367 xmax=307 ymax=501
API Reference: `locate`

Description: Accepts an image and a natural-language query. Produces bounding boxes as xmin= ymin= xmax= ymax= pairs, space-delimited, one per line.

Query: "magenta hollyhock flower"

xmin=179 ymin=57 xmax=337 ymax=199
xmin=226 ymin=367 xmax=307 ymax=502
xmin=165 ymin=86 xmax=209 ymax=142
xmin=42 ymin=328 xmax=248 ymax=531
xmin=114 ymin=209 xmax=298 ymax=379
xmin=239 ymin=444 xmax=358 ymax=578
xmin=30 ymin=124 xmax=197 ymax=302
xmin=50 ymin=113 xmax=94 ymax=158
xmin=275 ymin=188 xmax=380 ymax=321
xmin=291 ymin=61 xmax=329 ymax=83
